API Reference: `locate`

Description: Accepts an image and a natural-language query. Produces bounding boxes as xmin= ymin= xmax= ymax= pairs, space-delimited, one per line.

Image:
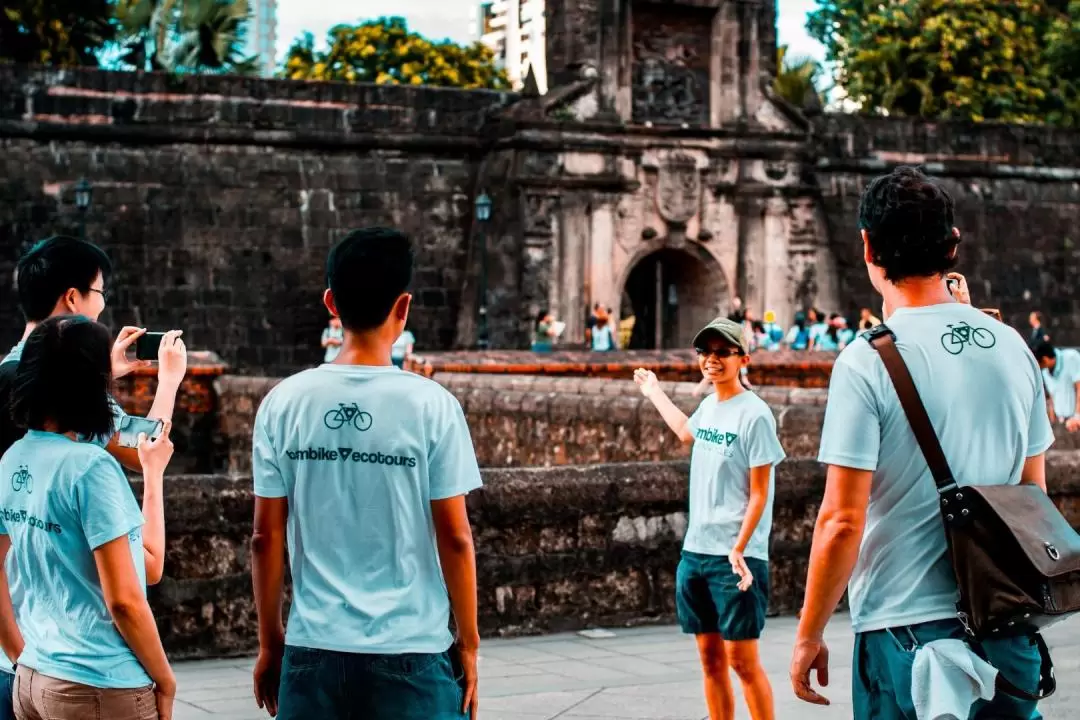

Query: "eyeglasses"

xmin=88 ymin=288 xmax=111 ymax=303
xmin=695 ymin=347 xmax=743 ymax=359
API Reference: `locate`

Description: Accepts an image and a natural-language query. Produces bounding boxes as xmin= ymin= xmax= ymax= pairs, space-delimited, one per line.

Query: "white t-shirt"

xmin=818 ymin=303 xmax=1055 ymax=633
xmin=684 ymin=391 xmax=786 ymax=561
xmin=1043 ymin=348 xmax=1080 ymax=420
xmin=252 ymin=364 xmax=483 ymax=654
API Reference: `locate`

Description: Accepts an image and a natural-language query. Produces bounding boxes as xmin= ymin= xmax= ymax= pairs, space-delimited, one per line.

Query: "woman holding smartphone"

xmin=0 ymin=316 xmax=176 ymax=720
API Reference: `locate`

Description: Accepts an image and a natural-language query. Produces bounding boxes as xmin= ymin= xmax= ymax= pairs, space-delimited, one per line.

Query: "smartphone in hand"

xmin=116 ymin=415 xmax=164 ymax=449
xmin=135 ymin=332 xmax=167 ymax=361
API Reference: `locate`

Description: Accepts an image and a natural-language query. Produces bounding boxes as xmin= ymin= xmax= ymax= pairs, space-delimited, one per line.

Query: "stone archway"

xmin=621 ymin=247 xmax=729 ymax=349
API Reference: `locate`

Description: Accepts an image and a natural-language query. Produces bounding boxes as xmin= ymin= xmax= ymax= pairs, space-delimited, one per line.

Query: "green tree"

xmin=0 ymin=0 xmax=115 ymax=66
xmin=113 ymin=0 xmax=257 ymax=74
xmin=282 ymin=17 xmax=510 ymax=90
xmin=808 ymin=0 xmax=1080 ymax=125
xmin=774 ymin=44 xmax=825 ymax=111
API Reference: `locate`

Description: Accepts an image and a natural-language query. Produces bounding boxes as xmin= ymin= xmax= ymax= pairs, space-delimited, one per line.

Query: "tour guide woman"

xmin=0 ymin=316 xmax=176 ymax=720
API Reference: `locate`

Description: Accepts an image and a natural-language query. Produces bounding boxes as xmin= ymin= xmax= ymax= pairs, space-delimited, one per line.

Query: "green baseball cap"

xmin=692 ymin=316 xmax=748 ymax=354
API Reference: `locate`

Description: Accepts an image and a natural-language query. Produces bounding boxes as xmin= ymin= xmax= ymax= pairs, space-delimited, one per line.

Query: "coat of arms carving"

xmin=656 ymin=153 xmax=701 ymax=225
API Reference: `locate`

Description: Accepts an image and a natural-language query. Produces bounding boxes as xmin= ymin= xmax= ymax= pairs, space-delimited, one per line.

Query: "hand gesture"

xmin=634 ymin=368 xmax=660 ymax=399
xmin=157 ymin=330 xmax=188 ymax=388
xmin=1067 ymin=415 xmax=1080 ymax=433
xmin=137 ymin=420 xmax=174 ymax=478
xmin=459 ymin=644 xmax=479 ymax=720
xmin=254 ymin=633 xmax=284 ymax=717
xmin=790 ymin=637 xmax=831 ymax=705
xmin=946 ymin=272 xmax=971 ymax=305
xmin=728 ymin=550 xmax=754 ymax=592
xmin=111 ymin=327 xmax=152 ymax=379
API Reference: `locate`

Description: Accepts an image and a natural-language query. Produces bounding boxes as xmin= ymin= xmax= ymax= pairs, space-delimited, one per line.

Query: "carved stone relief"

xmin=656 ymin=152 xmax=701 ymax=225
xmin=631 ymin=2 xmax=713 ymax=126
xmin=523 ymin=193 xmax=560 ymax=238
xmin=787 ymin=198 xmax=819 ymax=254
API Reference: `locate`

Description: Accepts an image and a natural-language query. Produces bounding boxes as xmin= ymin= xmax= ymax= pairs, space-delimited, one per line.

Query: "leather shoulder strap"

xmin=863 ymin=325 xmax=956 ymax=489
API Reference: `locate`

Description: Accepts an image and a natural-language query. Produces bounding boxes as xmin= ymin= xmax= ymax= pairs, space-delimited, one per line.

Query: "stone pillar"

xmin=737 ymin=194 xmax=767 ymax=313
xmin=521 ymin=192 xmax=561 ymax=339
xmin=588 ymin=200 xmax=617 ymax=308
xmin=557 ymin=196 xmax=590 ymax=343
xmin=714 ymin=1 xmax=740 ymax=126
xmin=762 ymin=196 xmax=790 ymax=326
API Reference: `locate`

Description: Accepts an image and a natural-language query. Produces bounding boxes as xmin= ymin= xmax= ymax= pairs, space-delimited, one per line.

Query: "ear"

xmin=323 ymin=288 xmax=338 ymax=318
xmin=861 ymin=229 xmax=873 ymax=264
xmin=393 ymin=292 xmax=412 ymax=321
xmin=61 ymin=288 xmax=79 ymax=312
xmin=740 ymin=353 xmax=751 ymax=368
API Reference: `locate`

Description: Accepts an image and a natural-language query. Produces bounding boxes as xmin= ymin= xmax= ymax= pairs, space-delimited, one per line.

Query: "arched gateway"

xmin=622 ymin=247 xmax=730 ymax=349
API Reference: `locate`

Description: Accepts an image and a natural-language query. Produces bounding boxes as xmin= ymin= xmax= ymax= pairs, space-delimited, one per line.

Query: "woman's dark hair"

xmin=859 ymin=166 xmax=958 ymax=282
xmin=827 ymin=313 xmax=842 ymax=344
xmin=11 ymin=315 xmax=116 ymax=438
xmin=793 ymin=311 xmax=807 ymax=330
xmin=536 ymin=309 xmax=549 ymax=327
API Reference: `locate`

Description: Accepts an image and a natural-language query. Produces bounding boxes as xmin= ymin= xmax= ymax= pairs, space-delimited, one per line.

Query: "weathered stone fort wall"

xmin=0 ymin=66 xmax=516 ymax=374
xmin=3 ymin=66 xmax=1080 ymax=370
xmin=151 ymin=455 xmax=1080 ymax=658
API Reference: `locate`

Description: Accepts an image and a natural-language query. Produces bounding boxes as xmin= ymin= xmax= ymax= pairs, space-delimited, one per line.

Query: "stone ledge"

xmin=146 ymin=452 xmax=1080 ymax=657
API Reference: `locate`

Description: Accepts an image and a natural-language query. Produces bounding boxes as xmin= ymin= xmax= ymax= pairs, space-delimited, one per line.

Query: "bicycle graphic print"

xmin=10 ymin=465 xmax=31 ymax=494
xmin=940 ymin=321 xmax=996 ymax=356
xmin=323 ymin=402 xmax=373 ymax=432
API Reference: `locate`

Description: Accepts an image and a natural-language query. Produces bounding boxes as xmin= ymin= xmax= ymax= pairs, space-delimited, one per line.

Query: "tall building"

xmin=475 ymin=1 xmax=547 ymax=93
xmin=244 ymin=0 xmax=278 ymax=77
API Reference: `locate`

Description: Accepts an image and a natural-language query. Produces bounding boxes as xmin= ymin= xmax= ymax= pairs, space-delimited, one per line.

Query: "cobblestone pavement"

xmin=173 ymin=615 xmax=1080 ymax=719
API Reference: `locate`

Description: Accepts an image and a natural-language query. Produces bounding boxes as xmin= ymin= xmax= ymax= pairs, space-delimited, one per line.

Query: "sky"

xmin=274 ymin=0 xmax=827 ymax=66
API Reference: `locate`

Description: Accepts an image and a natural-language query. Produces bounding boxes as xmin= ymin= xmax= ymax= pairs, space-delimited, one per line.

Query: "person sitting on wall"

xmin=1028 ymin=311 xmax=1050 ymax=349
xmin=391 ymin=326 xmax=416 ymax=368
xmin=590 ymin=313 xmax=616 ymax=352
xmin=251 ymin=227 xmax=482 ymax=720
xmin=858 ymin=306 xmax=881 ymax=331
xmin=532 ymin=310 xmax=558 ymax=352
xmin=1032 ymin=340 xmax=1080 ymax=433
xmin=635 ymin=318 xmax=785 ymax=720
xmin=785 ymin=311 xmax=810 ymax=351
xmin=0 ymin=316 xmax=179 ymax=720
xmin=321 ymin=316 xmax=343 ymax=363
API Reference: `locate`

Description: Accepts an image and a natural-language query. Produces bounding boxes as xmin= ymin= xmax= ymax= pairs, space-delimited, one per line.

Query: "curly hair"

xmin=858 ymin=166 xmax=959 ymax=282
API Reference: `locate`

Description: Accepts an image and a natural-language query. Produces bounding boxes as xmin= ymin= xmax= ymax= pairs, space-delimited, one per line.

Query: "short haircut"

xmin=10 ymin=315 xmax=116 ymax=438
xmin=858 ymin=166 xmax=958 ymax=282
xmin=326 ymin=227 xmax=414 ymax=332
xmin=1032 ymin=311 xmax=1044 ymax=323
xmin=1032 ymin=340 xmax=1056 ymax=362
xmin=15 ymin=235 xmax=113 ymax=322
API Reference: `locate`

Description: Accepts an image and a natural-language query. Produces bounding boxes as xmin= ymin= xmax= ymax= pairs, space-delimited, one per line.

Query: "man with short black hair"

xmin=790 ymin=167 xmax=1053 ymax=718
xmin=251 ymin=227 xmax=482 ymax=720
xmin=0 ymin=235 xmax=187 ymax=468
xmin=1032 ymin=340 xmax=1080 ymax=432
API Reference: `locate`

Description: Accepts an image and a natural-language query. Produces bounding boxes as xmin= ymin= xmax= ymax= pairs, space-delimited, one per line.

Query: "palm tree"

xmin=114 ymin=0 xmax=257 ymax=75
xmin=774 ymin=45 xmax=824 ymax=113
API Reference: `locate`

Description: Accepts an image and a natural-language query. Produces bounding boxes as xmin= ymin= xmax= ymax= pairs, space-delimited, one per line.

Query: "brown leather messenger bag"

xmin=865 ymin=323 xmax=1080 ymax=701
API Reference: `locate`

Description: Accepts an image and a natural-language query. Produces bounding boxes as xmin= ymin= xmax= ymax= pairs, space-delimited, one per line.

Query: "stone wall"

xmin=213 ymin=372 xmax=1080 ymax=474
xmin=814 ymin=115 xmax=1080 ymax=344
xmin=150 ymin=454 xmax=1080 ymax=658
xmin=0 ymin=65 xmax=517 ymax=375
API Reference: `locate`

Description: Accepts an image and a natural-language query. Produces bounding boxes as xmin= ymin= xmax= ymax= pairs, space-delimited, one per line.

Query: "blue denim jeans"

xmin=0 ymin=670 xmax=12 ymax=720
xmin=276 ymin=645 xmax=466 ymax=720
xmin=853 ymin=618 xmax=1043 ymax=720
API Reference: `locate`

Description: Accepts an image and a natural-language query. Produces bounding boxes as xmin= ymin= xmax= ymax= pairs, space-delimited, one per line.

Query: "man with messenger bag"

xmin=789 ymin=166 xmax=1080 ymax=719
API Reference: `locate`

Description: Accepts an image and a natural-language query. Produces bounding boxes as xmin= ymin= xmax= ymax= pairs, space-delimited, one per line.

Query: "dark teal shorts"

xmin=675 ymin=551 xmax=769 ymax=640
xmin=853 ymin=618 xmax=1043 ymax=719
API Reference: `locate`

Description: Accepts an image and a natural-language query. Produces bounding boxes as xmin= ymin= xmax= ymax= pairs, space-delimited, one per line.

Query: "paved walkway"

xmin=173 ymin=615 xmax=1080 ymax=719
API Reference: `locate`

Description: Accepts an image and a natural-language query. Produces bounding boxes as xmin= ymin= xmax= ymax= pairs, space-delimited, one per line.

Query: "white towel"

xmin=912 ymin=638 xmax=999 ymax=720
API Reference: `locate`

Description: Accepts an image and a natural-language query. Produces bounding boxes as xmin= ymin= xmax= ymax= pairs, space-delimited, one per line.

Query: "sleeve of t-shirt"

xmin=428 ymin=394 xmax=483 ymax=500
xmin=817 ymin=354 xmax=881 ymax=471
xmin=252 ymin=396 xmax=287 ymax=499
xmin=76 ymin=456 xmax=144 ymax=550
xmin=745 ymin=410 xmax=785 ymax=468
xmin=685 ymin=399 xmax=707 ymax=436
xmin=1027 ymin=361 xmax=1056 ymax=457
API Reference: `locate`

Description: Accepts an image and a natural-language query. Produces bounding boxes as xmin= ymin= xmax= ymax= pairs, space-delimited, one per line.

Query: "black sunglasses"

xmin=694 ymin=346 xmax=743 ymax=358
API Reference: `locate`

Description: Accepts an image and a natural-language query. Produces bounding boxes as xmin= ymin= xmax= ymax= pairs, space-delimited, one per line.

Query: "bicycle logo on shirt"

xmin=10 ymin=465 xmax=31 ymax=494
xmin=940 ymin=321 xmax=996 ymax=356
xmin=323 ymin=402 xmax=373 ymax=432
